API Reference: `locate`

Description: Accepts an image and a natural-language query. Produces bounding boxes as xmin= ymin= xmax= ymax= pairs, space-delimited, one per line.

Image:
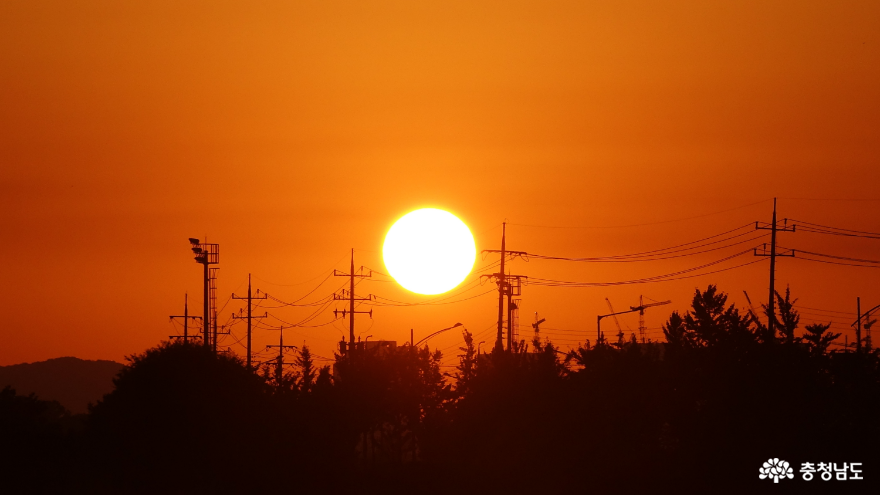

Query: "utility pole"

xmin=334 ymin=249 xmax=373 ymax=354
xmin=754 ymin=198 xmax=795 ymax=339
xmin=232 ymin=274 xmax=267 ymax=370
xmin=851 ymin=302 xmax=878 ymax=351
xmin=266 ymin=326 xmax=297 ymax=386
xmin=857 ymin=297 xmax=861 ymax=352
xmin=170 ymin=293 xmax=202 ymax=343
xmin=189 ymin=238 xmax=219 ymax=350
xmin=496 ymin=223 xmax=507 ymax=352
xmin=482 ymin=223 xmax=527 ymax=352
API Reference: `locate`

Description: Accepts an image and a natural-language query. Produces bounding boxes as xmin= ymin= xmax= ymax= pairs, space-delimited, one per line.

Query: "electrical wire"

xmin=525 ymin=226 xmax=763 ymax=263
xmin=789 ymin=219 xmax=880 ymax=237
xmin=528 ymin=249 xmax=766 ymax=288
xmin=791 ymin=249 xmax=880 ymax=265
xmin=507 ymin=199 xmax=770 ymax=229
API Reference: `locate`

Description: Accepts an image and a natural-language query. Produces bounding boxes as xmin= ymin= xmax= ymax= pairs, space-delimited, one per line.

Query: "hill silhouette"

xmin=0 ymin=357 xmax=123 ymax=414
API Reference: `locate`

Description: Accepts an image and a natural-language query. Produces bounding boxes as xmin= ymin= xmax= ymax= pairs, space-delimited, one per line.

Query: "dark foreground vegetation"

xmin=2 ymin=285 xmax=878 ymax=494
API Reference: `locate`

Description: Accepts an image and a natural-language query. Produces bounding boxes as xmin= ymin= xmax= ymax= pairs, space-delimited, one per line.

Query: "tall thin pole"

xmin=350 ymin=249 xmax=355 ymax=352
xmin=506 ymin=271 xmax=513 ymax=351
xmin=767 ymin=198 xmax=778 ymax=339
xmin=183 ymin=293 xmax=189 ymax=341
xmin=203 ymin=262 xmax=210 ymax=348
xmin=233 ymin=281 xmax=265 ymax=370
xmin=247 ymin=274 xmax=253 ymax=369
xmin=277 ymin=326 xmax=284 ymax=383
xmin=857 ymin=297 xmax=862 ymax=352
xmin=495 ymin=223 xmax=506 ymax=352
xmin=333 ymin=253 xmax=372 ymax=354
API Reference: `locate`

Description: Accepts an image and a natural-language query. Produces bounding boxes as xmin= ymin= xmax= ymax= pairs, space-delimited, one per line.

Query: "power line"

xmin=790 ymin=249 xmax=880 ymax=265
xmin=788 ymin=219 xmax=880 ymax=237
xmin=507 ymin=199 xmax=770 ymax=229
xmin=528 ymin=249 xmax=765 ymax=288
xmin=522 ymin=223 xmax=757 ymax=262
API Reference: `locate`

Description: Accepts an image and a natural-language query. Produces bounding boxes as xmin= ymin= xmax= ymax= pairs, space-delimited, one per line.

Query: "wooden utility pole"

xmin=333 ymin=249 xmax=373 ymax=353
xmin=232 ymin=274 xmax=267 ymax=370
xmin=754 ymin=199 xmax=795 ymax=339
xmin=170 ymin=293 xmax=202 ymax=343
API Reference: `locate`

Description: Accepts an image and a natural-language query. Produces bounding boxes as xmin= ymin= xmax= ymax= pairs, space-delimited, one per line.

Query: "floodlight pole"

xmin=189 ymin=238 xmax=219 ymax=351
xmin=203 ymin=262 xmax=210 ymax=348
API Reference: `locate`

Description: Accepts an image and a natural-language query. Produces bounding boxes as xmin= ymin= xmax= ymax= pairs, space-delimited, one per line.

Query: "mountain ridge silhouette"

xmin=0 ymin=356 xmax=123 ymax=414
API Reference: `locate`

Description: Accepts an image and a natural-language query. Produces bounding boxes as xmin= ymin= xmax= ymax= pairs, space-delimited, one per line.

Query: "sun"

xmin=383 ymin=208 xmax=476 ymax=295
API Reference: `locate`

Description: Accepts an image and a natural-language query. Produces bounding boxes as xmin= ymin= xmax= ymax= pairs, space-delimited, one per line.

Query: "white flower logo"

xmin=759 ymin=458 xmax=794 ymax=483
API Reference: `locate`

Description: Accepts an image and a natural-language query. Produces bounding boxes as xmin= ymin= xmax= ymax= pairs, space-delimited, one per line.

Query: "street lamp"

xmin=477 ymin=341 xmax=486 ymax=354
xmin=414 ymin=323 xmax=463 ymax=347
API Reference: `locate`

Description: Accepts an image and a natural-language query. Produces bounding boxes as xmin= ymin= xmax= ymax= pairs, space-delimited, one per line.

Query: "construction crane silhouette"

xmin=630 ymin=297 xmax=671 ymax=343
xmin=743 ymin=290 xmax=763 ymax=327
xmin=532 ymin=312 xmax=546 ymax=334
xmin=605 ymin=298 xmax=629 ymax=345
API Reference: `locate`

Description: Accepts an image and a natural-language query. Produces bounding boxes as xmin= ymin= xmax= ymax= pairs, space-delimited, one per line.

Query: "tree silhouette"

xmin=0 ymin=386 xmax=79 ymax=492
xmin=452 ymin=328 xmax=476 ymax=396
xmin=662 ymin=285 xmax=756 ymax=349
xmin=762 ymin=285 xmax=800 ymax=344
xmin=87 ymin=340 xmax=297 ymax=493
xmin=6 ymin=284 xmax=878 ymax=493
xmin=802 ymin=322 xmax=841 ymax=356
xmin=296 ymin=345 xmax=316 ymax=394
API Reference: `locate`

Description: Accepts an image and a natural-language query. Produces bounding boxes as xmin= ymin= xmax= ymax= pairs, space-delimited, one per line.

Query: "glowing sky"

xmin=1 ymin=1 xmax=878 ymax=366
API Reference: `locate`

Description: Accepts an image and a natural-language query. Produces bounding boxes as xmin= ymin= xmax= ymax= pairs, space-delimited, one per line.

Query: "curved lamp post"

xmin=414 ymin=323 xmax=463 ymax=347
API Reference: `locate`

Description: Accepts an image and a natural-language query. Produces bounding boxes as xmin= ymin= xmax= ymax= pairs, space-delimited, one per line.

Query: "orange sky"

xmin=1 ymin=1 xmax=879 ymax=367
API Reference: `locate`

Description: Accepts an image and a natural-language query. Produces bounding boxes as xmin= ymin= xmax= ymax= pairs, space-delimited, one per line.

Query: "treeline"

xmin=1 ymin=285 xmax=878 ymax=494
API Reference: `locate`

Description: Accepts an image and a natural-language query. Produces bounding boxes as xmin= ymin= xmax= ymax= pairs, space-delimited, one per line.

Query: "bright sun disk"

xmin=383 ymin=208 xmax=476 ymax=295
